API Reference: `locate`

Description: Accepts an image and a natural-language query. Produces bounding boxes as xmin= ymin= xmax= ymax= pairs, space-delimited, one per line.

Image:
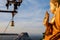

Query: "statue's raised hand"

xmin=43 ymin=11 xmax=49 ymax=25
xmin=45 ymin=11 xmax=49 ymax=20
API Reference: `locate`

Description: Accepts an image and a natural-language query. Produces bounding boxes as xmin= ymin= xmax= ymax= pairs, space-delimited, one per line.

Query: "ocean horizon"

xmin=0 ymin=33 xmax=43 ymax=40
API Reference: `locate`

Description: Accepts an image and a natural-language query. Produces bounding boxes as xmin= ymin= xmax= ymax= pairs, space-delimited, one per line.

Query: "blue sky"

xmin=0 ymin=0 xmax=50 ymax=35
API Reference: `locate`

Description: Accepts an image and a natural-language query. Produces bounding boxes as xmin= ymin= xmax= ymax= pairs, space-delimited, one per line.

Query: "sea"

xmin=30 ymin=35 xmax=43 ymax=40
xmin=0 ymin=33 xmax=43 ymax=40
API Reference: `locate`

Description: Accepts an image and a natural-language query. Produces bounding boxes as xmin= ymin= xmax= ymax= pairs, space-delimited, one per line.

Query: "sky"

xmin=0 ymin=0 xmax=50 ymax=35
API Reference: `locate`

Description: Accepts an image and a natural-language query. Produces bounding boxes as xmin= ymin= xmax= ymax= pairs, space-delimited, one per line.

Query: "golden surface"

xmin=43 ymin=0 xmax=60 ymax=40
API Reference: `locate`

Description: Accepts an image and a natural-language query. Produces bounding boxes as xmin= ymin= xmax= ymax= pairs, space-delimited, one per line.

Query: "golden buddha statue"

xmin=43 ymin=0 xmax=60 ymax=40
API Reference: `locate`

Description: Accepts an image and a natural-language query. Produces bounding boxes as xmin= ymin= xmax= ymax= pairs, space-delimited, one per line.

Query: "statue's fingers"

xmin=45 ymin=11 xmax=49 ymax=17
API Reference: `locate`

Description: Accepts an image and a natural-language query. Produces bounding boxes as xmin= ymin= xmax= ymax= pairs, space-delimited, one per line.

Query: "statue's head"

xmin=50 ymin=0 xmax=60 ymax=14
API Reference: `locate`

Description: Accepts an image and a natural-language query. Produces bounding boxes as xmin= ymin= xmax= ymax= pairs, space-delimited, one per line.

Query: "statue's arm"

xmin=43 ymin=11 xmax=53 ymax=35
xmin=43 ymin=11 xmax=49 ymax=26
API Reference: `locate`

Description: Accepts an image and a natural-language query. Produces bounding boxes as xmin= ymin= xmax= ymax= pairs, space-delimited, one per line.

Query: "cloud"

xmin=0 ymin=0 xmax=6 ymax=6
xmin=0 ymin=20 xmax=45 ymax=34
xmin=13 ymin=21 xmax=45 ymax=34
xmin=0 ymin=0 xmax=49 ymax=34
